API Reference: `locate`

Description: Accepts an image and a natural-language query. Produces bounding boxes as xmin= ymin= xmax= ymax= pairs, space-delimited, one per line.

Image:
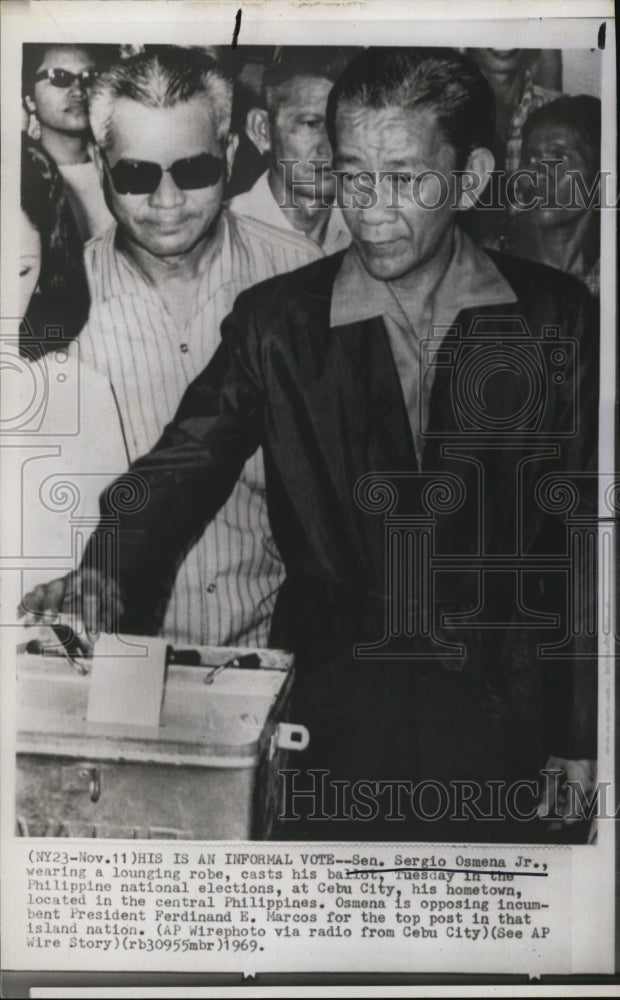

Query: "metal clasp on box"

xmin=269 ymin=722 xmax=310 ymax=760
xmin=61 ymin=763 xmax=101 ymax=802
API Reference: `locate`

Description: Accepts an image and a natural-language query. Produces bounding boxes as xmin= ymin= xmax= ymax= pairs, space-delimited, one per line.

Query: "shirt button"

xmin=207 ymin=583 xmax=216 ymax=594
xmin=180 ymin=343 xmax=189 ymax=353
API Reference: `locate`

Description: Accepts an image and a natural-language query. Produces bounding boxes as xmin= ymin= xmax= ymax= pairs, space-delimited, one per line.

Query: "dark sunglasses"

xmin=35 ymin=67 xmax=99 ymax=89
xmin=103 ymin=152 xmax=224 ymax=195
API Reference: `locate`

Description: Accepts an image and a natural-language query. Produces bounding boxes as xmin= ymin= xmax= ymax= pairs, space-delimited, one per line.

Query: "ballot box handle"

xmin=61 ymin=763 xmax=101 ymax=802
xmin=89 ymin=768 xmax=101 ymax=802
xmin=270 ymin=722 xmax=310 ymax=759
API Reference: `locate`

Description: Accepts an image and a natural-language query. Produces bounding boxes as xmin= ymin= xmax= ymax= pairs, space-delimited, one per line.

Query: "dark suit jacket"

xmin=88 ymin=247 xmax=599 ymax=802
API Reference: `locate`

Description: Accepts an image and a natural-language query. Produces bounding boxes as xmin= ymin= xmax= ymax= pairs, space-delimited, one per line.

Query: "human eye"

xmin=542 ymin=146 xmax=570 ymax=163
xmin=523 ymin=143 xmax=543 ymax=162
xmin=393 ymin=171 xmax=412 ymax=183
xmin=545 ymin=146 xmax=565 ymax=159
xmin=339 ymin=169 xmax=357 ymax=186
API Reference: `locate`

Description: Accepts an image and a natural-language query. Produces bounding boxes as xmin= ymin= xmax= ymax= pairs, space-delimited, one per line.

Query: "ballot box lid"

xmin=16 ymin=644 xmax=294 ymax=768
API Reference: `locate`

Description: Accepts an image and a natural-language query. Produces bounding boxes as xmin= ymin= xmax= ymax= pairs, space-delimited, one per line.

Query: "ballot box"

xmin=16 ymin=638 xmax=307 ymax=840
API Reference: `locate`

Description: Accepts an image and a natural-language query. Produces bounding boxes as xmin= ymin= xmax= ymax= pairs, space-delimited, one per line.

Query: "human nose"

xmin=359 ymin=173 xmax=399 ymax=224
xmin=68 ymin=75 xmax=88 ymax=96
xmin=314 ymin=127 xmax=332 ymax=162
xmin=515 ymin=162 xmax=538 ymax=195
xmin=149 ymin=170 xmax=186 ymax=209
xmin=528 ymin=159 xmax=554 ymax=197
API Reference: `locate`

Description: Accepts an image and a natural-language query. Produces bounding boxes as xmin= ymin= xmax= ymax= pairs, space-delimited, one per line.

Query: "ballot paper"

xmin=86 ymin=634 xmax=167 ymax=729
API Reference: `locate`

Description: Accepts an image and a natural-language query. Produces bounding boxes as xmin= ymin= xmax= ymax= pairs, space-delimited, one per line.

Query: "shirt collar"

xmin=330 ymin=226 xmax=517 ymax=331
xmin=246 ymin=170 xmax=350 ymax=253
xmin=321 ymin=204 xmax=351 ymax=254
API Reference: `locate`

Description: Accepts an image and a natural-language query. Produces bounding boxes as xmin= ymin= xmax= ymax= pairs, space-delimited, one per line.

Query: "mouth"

xmin=488 ymin=49 xmax=520 ymax=58
xmin=148 ymin=219 xmax=189 ymax=234
xmin=486 ymin=49 xmax=522 ymax=67
xmin=360 ymin=237 xmax=406 ymax=255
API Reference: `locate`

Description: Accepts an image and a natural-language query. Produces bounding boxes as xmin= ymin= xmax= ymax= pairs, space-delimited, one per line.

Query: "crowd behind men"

xmin=18 ymin=44 xmax=601 ymax=841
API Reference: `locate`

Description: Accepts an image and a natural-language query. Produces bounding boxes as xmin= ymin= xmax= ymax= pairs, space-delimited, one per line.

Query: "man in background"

xmin=462 ymin=48 xmax=562 ymax=244
xmin=23 ymin=47 xmax=320 ymax=648
xmin=495 ymin=95 xmax=601 ymax=297
xmin=229 ymin=46 xmax=356 ymax=261
xmin=466 ymin=48 xmax=561 ymax=172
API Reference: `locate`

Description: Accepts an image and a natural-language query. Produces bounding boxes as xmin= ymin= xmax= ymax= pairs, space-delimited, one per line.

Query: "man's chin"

xmin=357 ymin=246 xmax=414 ymax=282
xmin=128 ymin=230 xmax=210 ymax=259
xmin=149 ymin=240 xmax=202 ymax=258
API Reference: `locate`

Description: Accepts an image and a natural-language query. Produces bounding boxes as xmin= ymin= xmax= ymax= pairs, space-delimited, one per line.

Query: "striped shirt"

xmin=505 ymin=71 xmax=561 ymax=175
xmin=228 ymin=169 xmax=351 ymax=263
xmin=73 ymin=209 xmax=322 ymax=647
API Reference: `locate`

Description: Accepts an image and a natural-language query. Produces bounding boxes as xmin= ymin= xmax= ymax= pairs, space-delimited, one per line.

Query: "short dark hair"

xmin=521 ymin=95 xmax=601 ymax=173
xmin=326 ymin=47 xmax=496 ymax=169
xmin=20 ymin=134 xmax=90 ymax=355
xmin=22 ymin=43 xmax=117 ymax=100
xmin=263 ymin=46 xmax=359 ymax=118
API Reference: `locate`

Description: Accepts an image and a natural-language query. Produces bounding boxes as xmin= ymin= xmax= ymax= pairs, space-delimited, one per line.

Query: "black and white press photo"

xmin=0 ymin=0 xmax=616 ymax=987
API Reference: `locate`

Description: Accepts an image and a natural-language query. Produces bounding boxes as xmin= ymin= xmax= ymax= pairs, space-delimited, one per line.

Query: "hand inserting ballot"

xmin=19 ymin=568 xmax=124 ymax=648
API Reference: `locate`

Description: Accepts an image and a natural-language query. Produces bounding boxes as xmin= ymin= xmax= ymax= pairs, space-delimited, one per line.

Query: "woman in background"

xmin=20 ymin=134 xmax=91 ymax=356
xmin=12 ymin=136 xmax=127 ymax=638
xmin=22 ymin=44 xmax=114 ymax=241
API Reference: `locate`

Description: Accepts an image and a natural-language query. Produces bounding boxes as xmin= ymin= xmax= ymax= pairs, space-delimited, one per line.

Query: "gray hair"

xmin=89 ymin=47 xmax=233 ymax=151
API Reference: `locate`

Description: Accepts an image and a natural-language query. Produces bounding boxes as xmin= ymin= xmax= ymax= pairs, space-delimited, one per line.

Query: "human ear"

xmin=245 ymin=107 xmax=271 ymax=155
xmin=455 ymin=147 xmax=495 ymax=211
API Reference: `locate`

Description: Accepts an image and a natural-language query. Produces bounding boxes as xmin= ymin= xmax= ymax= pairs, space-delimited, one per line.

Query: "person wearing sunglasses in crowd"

xmin=35 ymin=46 xmax=323 ymax=650
xmin=229 ymin=46 xmax=356 ymax=262
xmin=22 ymin=43 xmax=114 ymax=241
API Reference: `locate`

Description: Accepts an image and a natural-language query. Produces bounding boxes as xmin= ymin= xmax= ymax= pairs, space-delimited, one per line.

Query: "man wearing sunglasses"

xmin=23 ymin=47 xmax=322 ymax=651
xmin=22 ymin=44 xmax=114 ymax=241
